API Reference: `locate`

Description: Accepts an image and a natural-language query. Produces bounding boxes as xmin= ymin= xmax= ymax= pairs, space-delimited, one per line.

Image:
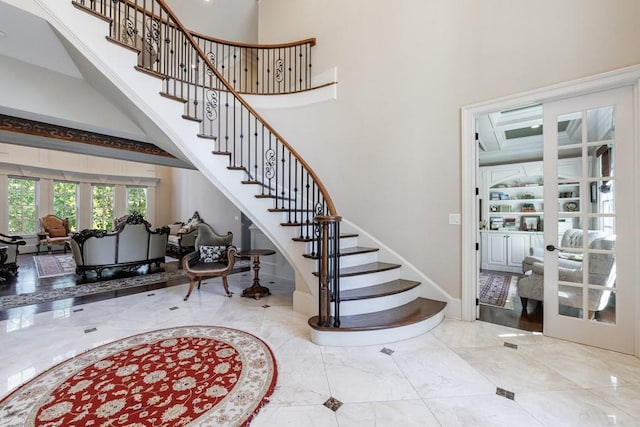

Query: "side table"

xmin=237 ymin=249 xmax=276 ymax=299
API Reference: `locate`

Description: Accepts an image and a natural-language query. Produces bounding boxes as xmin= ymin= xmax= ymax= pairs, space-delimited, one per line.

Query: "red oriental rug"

xmin=0 ymin=326 xmax=277 ymax=426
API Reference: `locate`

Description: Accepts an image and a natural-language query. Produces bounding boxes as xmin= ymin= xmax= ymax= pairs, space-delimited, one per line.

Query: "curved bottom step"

xmin=308 ymin=298 xmax=446 ymax=346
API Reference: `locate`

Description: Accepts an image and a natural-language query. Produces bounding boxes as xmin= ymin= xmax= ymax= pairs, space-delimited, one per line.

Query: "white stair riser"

xmin=339 ymin=268 xmax=400 ymax=291
xmin=302 ymin=236 xmax=359 ymax=254
xmin=338 ymin=251 xmax=378 ymax=268
xmin=335 ymin=286 xmax=420 ymax=316
xmin=310 ymin=309 xmax=445 ymax=346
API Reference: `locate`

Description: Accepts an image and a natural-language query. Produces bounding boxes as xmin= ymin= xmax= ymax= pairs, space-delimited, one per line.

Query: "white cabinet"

xmin=481 ymin=231 xmax=542 ymax=273
xmin=480 ymin=159 xmax=581 ymax=232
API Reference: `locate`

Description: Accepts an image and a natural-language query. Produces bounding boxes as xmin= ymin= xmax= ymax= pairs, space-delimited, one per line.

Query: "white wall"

xmin=165 ymin=0 xmax=258 ymax=43
xmin=170 ymin=168 xmax=243 ymax=248
xmin=257 ymin=0 xmax=640 ymax=299
xmin=0 ymin=54 xmax=146 ymax=139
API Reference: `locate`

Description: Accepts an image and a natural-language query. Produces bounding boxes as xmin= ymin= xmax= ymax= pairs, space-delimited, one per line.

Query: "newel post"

xmin=315 ymin=215 xmax=342 ymax=327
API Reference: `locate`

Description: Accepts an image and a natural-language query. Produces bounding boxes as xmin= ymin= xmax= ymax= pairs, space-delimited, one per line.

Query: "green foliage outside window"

xmin=53 ymin=181 xmax=78 ymax=231
xmin=127 ymin=187 xmax=147 ymax=218
xmin=8 ymin=177 xmax=37 ymax=234
xmin=92 ymin=185 xmax=114 ymax=230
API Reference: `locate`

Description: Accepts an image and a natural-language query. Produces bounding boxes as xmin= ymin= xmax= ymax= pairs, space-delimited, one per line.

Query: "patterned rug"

xmin=0 ymin=326 xmax=277 ymax=426
xmin=479 ymin=272 xmax=518 ymax=310
xmin=33 ymin=254 xmax=76 ymax=278
xmin=0 ymin=270 xmax=188 ymax=310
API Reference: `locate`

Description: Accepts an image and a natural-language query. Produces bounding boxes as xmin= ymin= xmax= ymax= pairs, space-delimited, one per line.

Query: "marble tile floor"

xmin=1 ymin=272 xmax=640 ymax=426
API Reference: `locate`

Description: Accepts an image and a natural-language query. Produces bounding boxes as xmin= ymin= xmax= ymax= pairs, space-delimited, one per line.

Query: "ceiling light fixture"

xmin=0 ymin=30 xmax=6 ymax=37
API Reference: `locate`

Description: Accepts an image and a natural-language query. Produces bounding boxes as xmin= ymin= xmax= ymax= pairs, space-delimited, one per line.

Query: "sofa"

xmin=0 ymin=232 xmax=26 ymax=276
xmin=166 ymin=211 xmax=203 ymax=255
xmin=70 ymin=212 xmax=170 ymax=278
xmin=521 ymin=228 xmax=605 ymax=273
xmin=36 ymin=214 xmax=72 ymax=254
xmin=517 ymin=234 xmax=616 ymax=316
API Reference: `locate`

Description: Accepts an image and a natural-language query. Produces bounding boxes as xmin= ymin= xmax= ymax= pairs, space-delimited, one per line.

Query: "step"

xmin=308 ymin=298 xmax=447 ymax=346
xmin=340 ymin=279 xmax=420 ymax=301
xmin=303 ymin=246 xmax=378 ymax=260
xmin=303 ymin=246 xmax=379 ymax=268
xmin=313 ymin=262 xmax=400 ymax=278
xmin=314 ymin=262 xmax=401 ymax=291
xmin=337 ymin=279 xmax=422 ymax=316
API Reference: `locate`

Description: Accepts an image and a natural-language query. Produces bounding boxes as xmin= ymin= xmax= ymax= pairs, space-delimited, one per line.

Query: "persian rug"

xmin=1 ymin=260 xmax=250 ymax=310
xmin=479 ymin=272 xmax=518 ymax=310
xmin=33 ymin=254 xmax=76 ymax=278
xmin=0 ymin=326 xmax=278 ymax=426
xmin=0 ymin=270 xmax=188 ymax=310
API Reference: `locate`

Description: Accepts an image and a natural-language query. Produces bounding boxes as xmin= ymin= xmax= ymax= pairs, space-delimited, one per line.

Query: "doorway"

xmin=475 ymin=105 xmax=545 ymax=332
xmin=461 ymin=66 xmax=640 ymax=355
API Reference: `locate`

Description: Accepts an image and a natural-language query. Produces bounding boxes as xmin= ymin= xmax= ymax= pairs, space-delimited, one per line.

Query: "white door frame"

xmin=461 ymin=65 xmax=640 ymax=356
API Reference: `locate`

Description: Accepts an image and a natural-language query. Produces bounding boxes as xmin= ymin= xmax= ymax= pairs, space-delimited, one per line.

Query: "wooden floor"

xmin=477 ymin=270 xmax=543 ymax=332
xmin=0 ymin=251 xmax=183 ymax=321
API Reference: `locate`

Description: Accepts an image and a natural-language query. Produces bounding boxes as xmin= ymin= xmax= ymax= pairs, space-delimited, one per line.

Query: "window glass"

xmin=53 ymin=181 xmax=78 ymax=231
xmin=92 ymin=185 xmax=114 ymax=230
xmin=127 ymin=187 xmax=147 ymax=217
xmin=8 ymin=177 xmax=38 ymax=234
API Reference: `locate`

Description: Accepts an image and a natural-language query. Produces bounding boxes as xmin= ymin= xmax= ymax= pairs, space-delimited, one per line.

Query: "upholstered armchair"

xmin=182 ymin=222 xmax=235 ymax=301
xmin=522 ymin=228 xmax=605 ymax=273
xmin=0 ymin=232 xmax=26 ymax=276
xmin=167 ymin=211 xmax=203 ymax=255
xmin=517 ymin=235 xmax=616 ymax=316
xmin=36 ymin=215 xmax=71 ymax=254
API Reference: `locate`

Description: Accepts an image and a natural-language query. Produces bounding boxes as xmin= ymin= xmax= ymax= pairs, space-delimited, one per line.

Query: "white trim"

xmin=462 ymin=65 xmax=640 ymax=357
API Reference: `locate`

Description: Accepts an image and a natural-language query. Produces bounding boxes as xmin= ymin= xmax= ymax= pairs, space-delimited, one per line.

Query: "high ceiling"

xmin=0 ymin=0 xmax=193 ymax=169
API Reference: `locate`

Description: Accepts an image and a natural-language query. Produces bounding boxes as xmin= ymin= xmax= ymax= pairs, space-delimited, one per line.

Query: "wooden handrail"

xmin=189 ymin=30 xmax=316 ymax=50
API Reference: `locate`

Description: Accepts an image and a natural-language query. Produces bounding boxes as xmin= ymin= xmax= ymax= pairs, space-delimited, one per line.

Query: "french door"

xmin=543 ymin=86 xmax=635 ymax=354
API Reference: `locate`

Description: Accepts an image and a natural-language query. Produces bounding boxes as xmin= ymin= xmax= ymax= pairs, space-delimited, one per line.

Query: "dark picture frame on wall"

xmin=521 ymin=215 xmax=540 ymax=231
xmin=590 ymin=181 xmax=598 ymax=203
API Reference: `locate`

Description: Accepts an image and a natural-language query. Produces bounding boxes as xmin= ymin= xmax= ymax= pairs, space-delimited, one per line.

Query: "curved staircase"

xmin=34 ymin=0 xmax=447 ymax=346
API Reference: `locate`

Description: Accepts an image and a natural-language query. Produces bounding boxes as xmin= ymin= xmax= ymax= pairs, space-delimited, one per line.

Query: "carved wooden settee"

xmin=70 ymin=213 xmax=169 ymax=278
xmin=166 ymin=211 xmax=203 ymax=255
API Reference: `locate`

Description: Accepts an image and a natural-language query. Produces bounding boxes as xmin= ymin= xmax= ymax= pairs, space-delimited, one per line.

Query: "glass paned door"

xmin=542 ymin=87 xmax=635 ymax=354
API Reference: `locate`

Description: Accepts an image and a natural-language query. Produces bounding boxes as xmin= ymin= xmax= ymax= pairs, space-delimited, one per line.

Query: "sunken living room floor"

xmin=478 ymin=269 xmax=543 ymax=333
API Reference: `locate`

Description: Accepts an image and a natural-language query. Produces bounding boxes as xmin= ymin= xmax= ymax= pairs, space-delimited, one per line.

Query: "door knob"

xmin=546 ymin=244 xmax=557 ymax=252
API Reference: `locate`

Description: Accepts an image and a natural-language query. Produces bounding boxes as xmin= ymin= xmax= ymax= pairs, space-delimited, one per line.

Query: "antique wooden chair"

xmin=182 ymin=223 xmax=236 ymax=301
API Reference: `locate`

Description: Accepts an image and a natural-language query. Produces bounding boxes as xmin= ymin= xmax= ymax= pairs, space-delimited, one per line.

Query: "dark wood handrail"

xmin=189 ymin=30 xmax=316 ymax=50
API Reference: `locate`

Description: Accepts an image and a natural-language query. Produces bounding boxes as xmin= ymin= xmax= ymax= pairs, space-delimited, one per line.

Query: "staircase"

xmin=35 ymin=0 xmax=447 ymax=346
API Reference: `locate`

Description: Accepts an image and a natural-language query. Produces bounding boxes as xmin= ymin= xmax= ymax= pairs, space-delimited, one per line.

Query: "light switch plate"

xmin=449 ymin=213 xmax=461 ymax=225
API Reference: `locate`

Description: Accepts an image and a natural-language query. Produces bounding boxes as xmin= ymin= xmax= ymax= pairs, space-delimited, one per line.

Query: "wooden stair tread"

xmin=313 ymin=262 xmax=400 ymax=278
xmin=303 ymin=246 xmax=379 ymax=259
xmin=308 ymin=298 xmax=446 ymax=332
xmin=269 ymin=208 xmax=315 ymax=213
xmin=160 ymin=92 xmax=187 ymax=103
xmin=197 ymin=134 xmax=217 ymax=140
xmin=182 ymin=114 xmax=202 ymax=122
xmin=293 ymin=233 xmax=358 ymax=243
xmin=340 ymin=279 xmax=420 ymax=301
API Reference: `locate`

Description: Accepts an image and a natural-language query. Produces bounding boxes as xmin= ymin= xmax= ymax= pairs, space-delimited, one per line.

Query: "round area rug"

xmin=0 ymin=326 xmax=277 ymax=426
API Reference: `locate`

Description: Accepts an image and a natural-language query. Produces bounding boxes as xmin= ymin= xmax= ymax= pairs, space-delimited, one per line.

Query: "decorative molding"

xmin=0 ymin=113 xmax=175 ymax=159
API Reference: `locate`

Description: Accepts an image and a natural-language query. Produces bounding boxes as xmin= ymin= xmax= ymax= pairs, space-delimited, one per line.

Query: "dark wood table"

xmin=238 ymin=249 xmax=276 ymax=299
